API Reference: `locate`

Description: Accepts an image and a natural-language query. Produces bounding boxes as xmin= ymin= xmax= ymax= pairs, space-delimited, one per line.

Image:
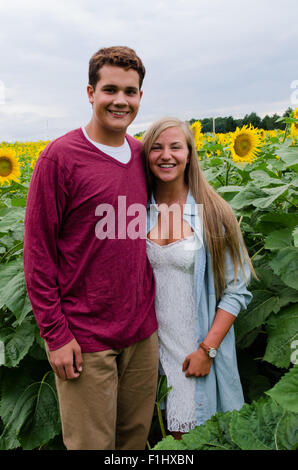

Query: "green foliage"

xmin=152 ymin=135 xmax=298 ymax=450
xmin=0 ymin=175 xmax=61 ymax=449
xmin=266 ymin=365 xmax=298 ymax=413
xmin=153 ymin=394 xmax=298 ymax=450
xmin=189 ymin=110 xmax=291 ymax=133
xmin=155 ymin=374 xmax=172 ymax=439
xmin=0 ymin=364 xmax=61 ymax=450
xmin=1 ymin=131 xmax=297 ymax=450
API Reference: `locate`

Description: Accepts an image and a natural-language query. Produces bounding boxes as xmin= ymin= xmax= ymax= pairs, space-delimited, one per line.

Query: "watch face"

xmin=209 ymin=348 xmax=217 ymax=358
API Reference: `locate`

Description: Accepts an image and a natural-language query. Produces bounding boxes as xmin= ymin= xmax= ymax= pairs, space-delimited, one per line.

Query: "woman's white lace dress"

xmin=146 ymin=235 xmax=198 ymax=432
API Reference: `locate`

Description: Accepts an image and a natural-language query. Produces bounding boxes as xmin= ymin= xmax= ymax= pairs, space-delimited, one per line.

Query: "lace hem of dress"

xmin=167 ymin=418 xmax=198 ymax=433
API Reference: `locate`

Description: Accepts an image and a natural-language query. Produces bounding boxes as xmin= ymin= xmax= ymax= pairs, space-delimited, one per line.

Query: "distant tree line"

xmin=189 ymin=107 xmax=294 ymax=133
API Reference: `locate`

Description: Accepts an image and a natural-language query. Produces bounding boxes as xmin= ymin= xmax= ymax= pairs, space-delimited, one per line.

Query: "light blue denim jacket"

xmin=147 ymin=191 xmax=253 ymax=425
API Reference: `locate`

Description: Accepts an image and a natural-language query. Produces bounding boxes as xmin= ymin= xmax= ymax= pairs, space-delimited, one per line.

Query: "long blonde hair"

xmin=142 ymin=117 xmax=256 ymax=299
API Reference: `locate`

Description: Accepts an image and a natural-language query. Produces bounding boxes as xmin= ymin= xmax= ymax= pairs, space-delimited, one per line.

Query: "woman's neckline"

xmin=146 ymin=234 xmax=195 ymax=248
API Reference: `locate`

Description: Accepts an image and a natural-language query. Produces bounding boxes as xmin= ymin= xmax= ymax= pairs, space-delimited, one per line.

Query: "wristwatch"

xmin=200 ymin=342 xmax=218 ymax=359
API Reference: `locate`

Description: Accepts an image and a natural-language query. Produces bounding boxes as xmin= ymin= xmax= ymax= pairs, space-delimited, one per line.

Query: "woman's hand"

xmin=182 ymin=348 xmax=213 ymax=378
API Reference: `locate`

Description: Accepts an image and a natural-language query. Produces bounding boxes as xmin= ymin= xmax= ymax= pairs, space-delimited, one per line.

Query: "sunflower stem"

xmin=225 ymin=161 xmax=231 ymax=186
xmin=156 ymin=401 xmax=167 ymax=438
xmin=249 ymin=240 xmax=264 ymax=250
xmin=282 ymin=123 xmax=290 ymax=143
xmin=0 ymin=240 xmax=23 ymax=263
xmin=284 ymin=197 xmax=298 ymax=209
xmin=217 ymin=175 xmax=225 ymax=186
xmin=251 ymin=246 xmax=265 ymax=260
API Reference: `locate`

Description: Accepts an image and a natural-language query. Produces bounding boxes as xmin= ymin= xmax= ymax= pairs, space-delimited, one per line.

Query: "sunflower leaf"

xmin=264 ymin=228 xmax=293 ymax=250
xmin=230 ymin=397 xmax=298 ymax=450
xmin=266 ymin=365 xmax=298 ymax=413
xmin=0 ymin=371 xmax=61 ymax=450
xmin=229 ymin=182 xmax=266 ymax=209
xmin=275 ymin=143 xmax=298 ymax=169
xmin=293 ymin=226 xmax=298 ymax=248
xmin=0 ymin=318 xmax=35 ymax=368
xmin=264 ymin=304 xmax=298 ymax=368
xmin=269 ymin=247 xmax=298 ymax=290
xmin=0 ymin=259 xmax=32 ymax=322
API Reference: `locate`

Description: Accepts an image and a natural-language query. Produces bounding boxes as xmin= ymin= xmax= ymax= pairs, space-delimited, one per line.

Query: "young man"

xmin=23 ymin=46 xmax=158 ymax=450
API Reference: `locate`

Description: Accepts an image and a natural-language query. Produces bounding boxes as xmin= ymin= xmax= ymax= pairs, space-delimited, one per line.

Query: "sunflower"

xmin=229 ymin=125 xmax=261 ymax=163
xmin=259 ymin=129 xmax=266 ymax=139
xmin=0 ymin=148 xmax=21 ymax=185
xmin=190 ymin=120 xmax=204 ymax=151
xmin=190 ymin=120 xmax=202 ymax=134
xmin=290 ymin=108 xmax=298 ymax=139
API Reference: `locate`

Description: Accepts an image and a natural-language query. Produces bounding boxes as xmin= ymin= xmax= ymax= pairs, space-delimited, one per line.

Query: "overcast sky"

xmin=0 ymin=0 xmax=297 ymax=142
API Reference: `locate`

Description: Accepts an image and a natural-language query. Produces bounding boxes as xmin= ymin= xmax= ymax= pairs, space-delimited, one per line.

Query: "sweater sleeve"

xmin=23 ymin=149 xmax=75 ymax=351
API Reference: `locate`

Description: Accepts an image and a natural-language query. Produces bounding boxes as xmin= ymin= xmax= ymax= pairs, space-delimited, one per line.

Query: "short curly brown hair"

xmin=88 ymin=46 xmax=145 ymax=90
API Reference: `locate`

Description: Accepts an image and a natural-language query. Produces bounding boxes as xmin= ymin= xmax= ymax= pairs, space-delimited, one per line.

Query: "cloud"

xmin=0 ymin=0 xmax=297 ymax=141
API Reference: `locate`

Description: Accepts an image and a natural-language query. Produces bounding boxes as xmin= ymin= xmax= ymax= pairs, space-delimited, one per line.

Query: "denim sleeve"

xmin=217 ymin=245 xmax=253 ymax=317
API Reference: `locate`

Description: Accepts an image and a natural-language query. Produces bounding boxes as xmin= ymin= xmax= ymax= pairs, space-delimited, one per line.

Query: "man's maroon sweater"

xmin=23 ymin=128 xmax=157 ymax=352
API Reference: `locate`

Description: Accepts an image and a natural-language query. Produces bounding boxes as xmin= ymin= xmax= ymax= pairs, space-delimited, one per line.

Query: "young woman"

xmin=142 ymin=117 xmax=255 ymax=440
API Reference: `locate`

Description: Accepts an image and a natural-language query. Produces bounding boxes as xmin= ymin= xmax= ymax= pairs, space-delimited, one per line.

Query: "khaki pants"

xmin=47 ymin=332 xmax=159 ymax=450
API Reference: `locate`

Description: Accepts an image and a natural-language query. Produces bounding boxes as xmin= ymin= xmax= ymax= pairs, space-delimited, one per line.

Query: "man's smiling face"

xmin=87 ymin=65 xmax=143 ymax=139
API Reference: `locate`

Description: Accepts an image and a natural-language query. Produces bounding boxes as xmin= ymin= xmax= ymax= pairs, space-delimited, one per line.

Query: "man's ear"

xmin=87 ymin=84 xmax=95 ymax=104
xmin=139 ymin=90 xmax=143 ymax=100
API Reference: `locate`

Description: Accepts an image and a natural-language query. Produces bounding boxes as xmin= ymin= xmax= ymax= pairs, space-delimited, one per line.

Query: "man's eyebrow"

xmin=101 ymin=84 xmax=138 ymax=91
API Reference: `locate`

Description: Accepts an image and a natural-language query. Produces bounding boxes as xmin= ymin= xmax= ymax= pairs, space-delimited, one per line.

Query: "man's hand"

xmin=49 ymin=338 xmax=83 ymax=381
xmin=182 ymin=348 xmax=213 ymax=378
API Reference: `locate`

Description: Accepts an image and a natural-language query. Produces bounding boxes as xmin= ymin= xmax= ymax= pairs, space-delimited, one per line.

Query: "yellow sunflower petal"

xmin=190 ymin=120 xmax=204 ymax=150
xmin=229 ymin=125 xmax=261 ymax=163
xmin=0 ymin=147 xmax=21 ymax=185
xmin=290 ymin=108 xmax=298 ymax=139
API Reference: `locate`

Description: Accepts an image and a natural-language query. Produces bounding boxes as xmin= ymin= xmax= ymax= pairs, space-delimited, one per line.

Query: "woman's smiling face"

xmin=148 ymin=126 xmax=189 ymax=185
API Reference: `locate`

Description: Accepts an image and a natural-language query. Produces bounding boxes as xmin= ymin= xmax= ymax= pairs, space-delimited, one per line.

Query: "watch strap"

xmin=200 ymin=342 xmax=217 ymax=355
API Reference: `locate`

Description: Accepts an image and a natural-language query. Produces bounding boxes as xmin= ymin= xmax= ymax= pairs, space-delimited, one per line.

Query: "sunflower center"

xmin=234 ymin=134 xmax=252 ymax=157
xmin=0 ymin=157 xmax=13 ymax=177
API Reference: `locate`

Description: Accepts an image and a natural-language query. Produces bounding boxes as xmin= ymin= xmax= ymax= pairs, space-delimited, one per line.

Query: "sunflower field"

xmin=0 ymin=110 xmax=298 ymax=450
